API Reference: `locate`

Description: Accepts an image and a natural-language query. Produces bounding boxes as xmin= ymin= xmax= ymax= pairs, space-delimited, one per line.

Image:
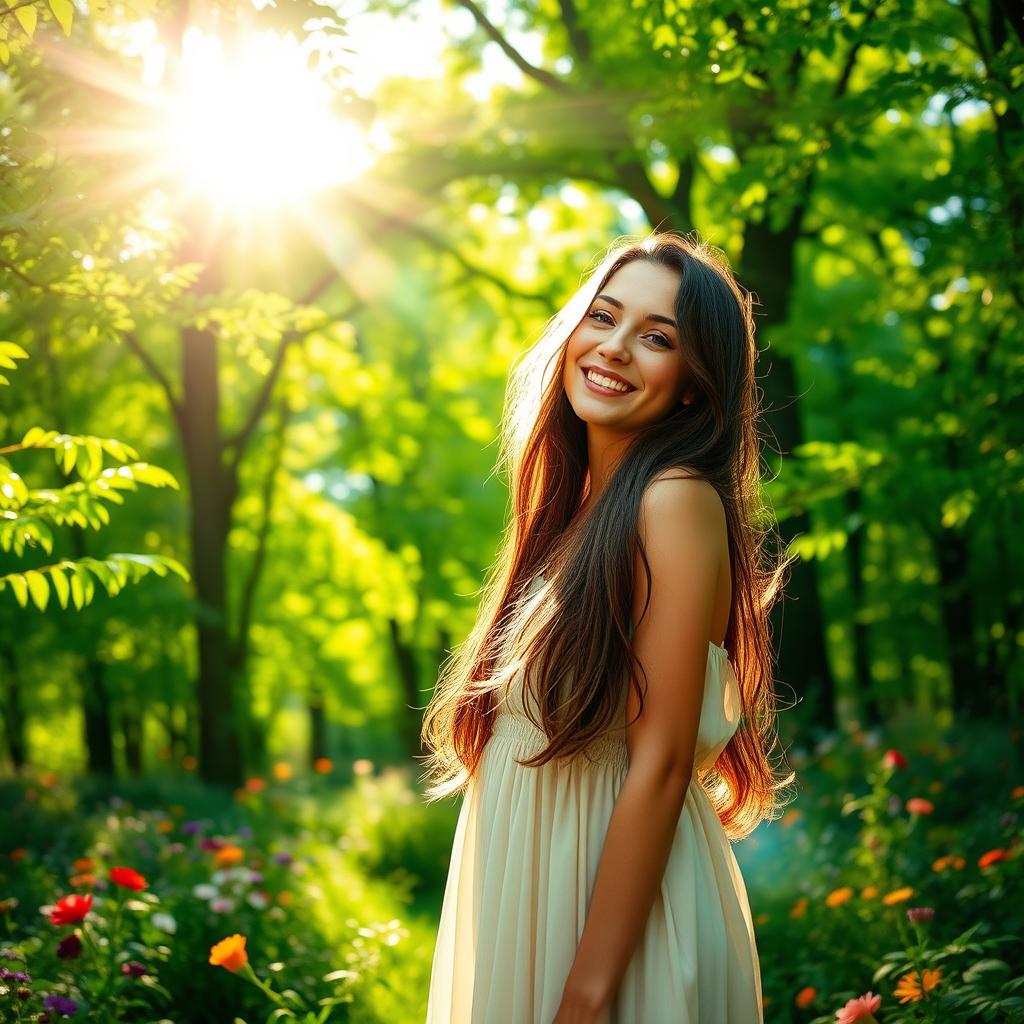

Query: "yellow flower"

xmin=209 ymin=934 xmax=248 ymax=973
xmin=894 ymin=966 xmax=942 ymax=1003
xmin=272 ymin=762 xmax=292 ymax=782
xmin=883 ymin=886 xmax=914 ymax=905
xmin=860 ymin=885 xmax=879 ymax=900
xmin=825 ymin=886 xmax=854 ymax=907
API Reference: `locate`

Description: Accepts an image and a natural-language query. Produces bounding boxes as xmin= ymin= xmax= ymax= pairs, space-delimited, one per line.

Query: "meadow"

xmin=1 ymin=715 xmax=1021 ymax=1023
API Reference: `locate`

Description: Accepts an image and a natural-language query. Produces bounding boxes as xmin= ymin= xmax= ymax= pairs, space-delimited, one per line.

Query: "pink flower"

xmin=836 ymin=991 xmax=881 ymax=1023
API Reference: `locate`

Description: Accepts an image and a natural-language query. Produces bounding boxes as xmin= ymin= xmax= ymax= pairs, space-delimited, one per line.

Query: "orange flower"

xmin=978 ymin=848 xmax=1007 ymax=869
xmin=894 ymin=967 xmax=942 ymax=1003
xmin=9 ymin=849 xmax=27 ymax=862
xmin=928 ymin=780 xmax=942 ymax=794
xmin=826 ymin=886 xmax=854 ymax=907
xmin=48 ymin=893 xmax=93 ymax=925
xmin=754 ymin=913 xmax=769 ymax=926
xmin=69 ymin=873 xmax=97 ymax=888
xmin=932 ymin=854 xmax=965 ymax=872
xmin=352 ymin=758 xmax=374 ymax=776
xmin=313 ymin=757 xmax=333 ymax=774
xmin=906 ymin=797 xmax=934 ymax=815
xmin=182 ymin=755 xmax=198 ymax=771
xmin=1011 ymin=785 xmax=1024 ymax=800
xmin=110 ymin=866 xmax=148 ymax=892
xmin=209 ymin=933 xmax=248 ymax=973
xmin=245 ymin=777 xmax=266 ymax=793
xmin=272 ymin=762 xmax=292 ymax=782
xmin=39 ymin=771 xmax=57 ymax=787
xmin=277 ymin=891 xmax=293 ymax=906
xmin=795 ymin=986 xmax=817 ymax=1008
xmin=860 ymin=886 xmax=879 ymax=900
xmin=72 ymin=857 xmax=95 ymax=872
xmin=780 ymin=809 xmax=802 ymax=829
xmin=882 ymin=886 xmax=914 ymax=905
xmin=215 ymin=845 xmax=245 ymax=867
xmin=157 ymin=820 xmax=174 ymax=834
xmin=788 ymin=896 xmax=808 ymax=918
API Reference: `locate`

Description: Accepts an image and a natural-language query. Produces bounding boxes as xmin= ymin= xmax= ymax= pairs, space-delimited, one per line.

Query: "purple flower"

xmin=237 ymin=825 xmax=253 ymax=839
xmin=182 ymin=820 xmax=204 ymax=835
xmin=0 ymin=948 xmax=24 ymax=960
xmin=273 ymin=851 xmax=293 ymax=866
xmin=121 ymin=960 xmax=146 ymax=978
xmin=0 ymin=966 xmax=31 ymax=983
xmin=44 ymin=993 xmax=79 ymax=1016
xmin=907 ymin=906 xmax=936 ymax=924
xmin=56 ymin=934 xmax=83 ymax=960
xmin=199 ymin=837 xmax=223 ymax=851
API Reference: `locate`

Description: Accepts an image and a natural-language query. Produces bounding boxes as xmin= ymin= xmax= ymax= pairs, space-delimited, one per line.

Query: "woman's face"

xmin=562 ymin=259 xmax=690 ymax=434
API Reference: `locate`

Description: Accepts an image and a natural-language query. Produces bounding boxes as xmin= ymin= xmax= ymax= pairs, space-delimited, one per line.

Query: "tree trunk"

xmin=121 ymin=706 xmax=143 ymax=776
xmin=81 ymin=658 xmax=115 ymax=776
xmin=742 ymin=218 xmax=837 ymax=729
xmin=309 ymin=690 xmax=327 ymax=764
xmin=387 ymin=617 xmax=425 ymax=759
xmin=844 ymin=487 xmax=879 ymax=727
xmin=0 ymin=645 xmax=27 ymax=770
xmin=934 ymin=531 xmax=981 ymax=718
xmin=181 ymin=328 xmax=242 ymax=789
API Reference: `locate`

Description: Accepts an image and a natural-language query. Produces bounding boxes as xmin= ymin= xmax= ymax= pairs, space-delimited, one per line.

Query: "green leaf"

xmin=24 ymin=569 xmax=49 ymax=611
xmin=48 ymin=0 xmax=74 ymax=36
xmin=49 ymin=566 xmax=70 ymax=609
xmin=14 ymin=3 xmax=37 ymax=38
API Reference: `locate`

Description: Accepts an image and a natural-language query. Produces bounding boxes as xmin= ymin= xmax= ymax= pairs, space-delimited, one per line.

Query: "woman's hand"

xmin=550 ymin=985 xmax=612 ymax=1024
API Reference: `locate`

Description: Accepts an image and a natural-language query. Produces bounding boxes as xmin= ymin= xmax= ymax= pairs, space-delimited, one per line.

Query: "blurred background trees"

xmin=1 ymin=0 xmax=1021 ymax=787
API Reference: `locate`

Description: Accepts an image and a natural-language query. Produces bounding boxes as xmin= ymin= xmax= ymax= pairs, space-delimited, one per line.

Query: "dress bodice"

xmin=492 ymin=574 xmax=742 ymax=773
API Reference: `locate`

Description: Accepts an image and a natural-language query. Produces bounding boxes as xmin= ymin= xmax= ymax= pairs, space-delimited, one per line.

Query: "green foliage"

xmin=0 ymin=767 xmax=433 ymax=1023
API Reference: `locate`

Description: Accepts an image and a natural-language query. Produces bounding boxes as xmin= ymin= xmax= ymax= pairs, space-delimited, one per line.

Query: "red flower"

xmin=978 ymin=848 xmax=1007 ymax=869
xmin=883 ymin=749 xmax=908 ymax=769
xmin=109 ymin=866 xmax=147 ymax=892
xmin=48 ymin=893 xmax=93 ymax=926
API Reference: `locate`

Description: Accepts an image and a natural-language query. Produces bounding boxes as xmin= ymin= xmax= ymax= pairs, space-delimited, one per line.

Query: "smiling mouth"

xmin=581 ymin=366 xmax=637 ymax=395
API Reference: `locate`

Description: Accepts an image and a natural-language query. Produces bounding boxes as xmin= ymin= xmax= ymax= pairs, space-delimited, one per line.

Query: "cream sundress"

xmin=426 ymin=574 xmax=764 ymax=1023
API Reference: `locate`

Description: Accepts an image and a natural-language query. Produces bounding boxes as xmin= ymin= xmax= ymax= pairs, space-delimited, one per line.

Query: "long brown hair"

xmin=418 ymin=230 xmax=797 ymax=840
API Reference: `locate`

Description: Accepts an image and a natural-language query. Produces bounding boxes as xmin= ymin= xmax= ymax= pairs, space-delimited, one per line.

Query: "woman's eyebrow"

xmin=595 ymin=293 xmax=677 ymax=330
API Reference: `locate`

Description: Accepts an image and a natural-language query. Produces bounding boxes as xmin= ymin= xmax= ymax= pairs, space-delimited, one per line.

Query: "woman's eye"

xmin=646 ymin=333 xmax=671 ymax=348
xmin=588 ymin=310 xmax=613 ymax=324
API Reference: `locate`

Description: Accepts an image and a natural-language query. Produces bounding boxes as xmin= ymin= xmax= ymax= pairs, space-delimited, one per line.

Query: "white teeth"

xmin=585 ymin=369 xmax=632 ymax=392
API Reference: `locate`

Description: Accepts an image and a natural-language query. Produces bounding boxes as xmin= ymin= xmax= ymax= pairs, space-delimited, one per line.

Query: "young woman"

xmin=420 ymin=230 xmax=796 ymax=1023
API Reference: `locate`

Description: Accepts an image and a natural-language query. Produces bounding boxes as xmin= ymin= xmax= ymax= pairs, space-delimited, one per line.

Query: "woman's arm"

xmin=554 ymin=475 xmax=727 ymax=1016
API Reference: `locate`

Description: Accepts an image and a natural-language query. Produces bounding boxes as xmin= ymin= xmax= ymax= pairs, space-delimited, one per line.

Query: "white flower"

xmin=151 ymin=912 xmax=177 ymax=934
xmin=246 ymin=892 xmax=270 ymax=910
xmin=192 ymin=883 xmax=219 ymax=901
xmin=210 ymin=897 xmax=236 ymax=913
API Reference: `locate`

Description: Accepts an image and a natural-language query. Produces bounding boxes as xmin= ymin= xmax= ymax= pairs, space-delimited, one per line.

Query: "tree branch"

xmin=456 ymin=0 xmax=573 ymax=93
xmin=121 ymin=331 xmax=186 ymax=431
xmin=342 ymin=190 xmax=552 ymax=302
xmin=229 ymin=395 xmax=291 ymax=664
